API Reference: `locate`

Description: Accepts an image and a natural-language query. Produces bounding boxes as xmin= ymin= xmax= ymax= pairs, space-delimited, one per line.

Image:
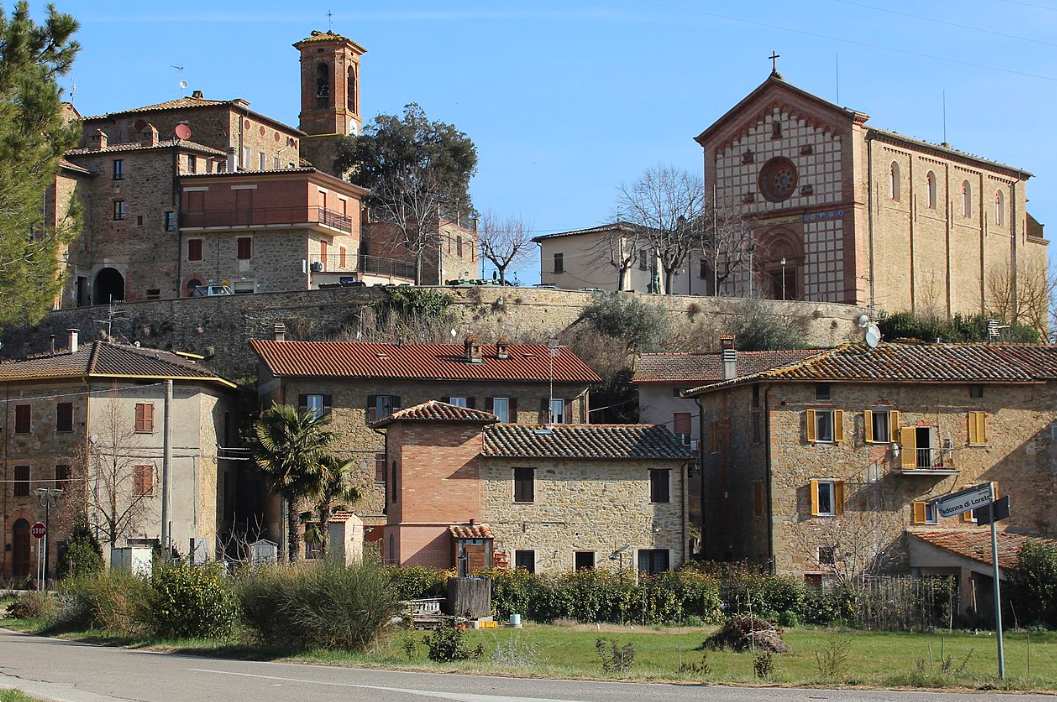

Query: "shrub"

xmin=595 ymin=638 xmax=635 ymax=674
xmin=54 ymin=571 xmax=151 ymax=635
xmin=56 ymin=516 xmax=103 ymax=580
xmin=778 ymin=610 xmax=799 ymax=628
xmin=581 ymin=292 xmax=667 ymax=354
xmin=1009 ymin=538 xmax=1057 ymax=628
xmin=7 ymin=591 xmax=56 ymax=621
xmin=151 ymin=562 xmax=238 ymax=640
xmin=878 ymin=311 xmax=1039 ymax=344
xmin=237 ymin=560 xmax=400 ymax=651
xmin=387 ymin=565 xmax=453 ymax=600
xmin=723 ymin=574 xmax=805 ymax=619
xmin=423 ymin=622 xmax=483 ymax=662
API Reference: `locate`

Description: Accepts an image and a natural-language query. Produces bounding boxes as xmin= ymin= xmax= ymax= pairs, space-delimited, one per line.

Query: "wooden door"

xmin=11 ymin=519 xmax=30 ymax=579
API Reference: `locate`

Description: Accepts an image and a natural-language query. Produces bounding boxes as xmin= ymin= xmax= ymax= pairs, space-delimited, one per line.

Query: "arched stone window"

xmin=889 ymin=162 xmax=900 ymax=201
xmin=995 ymin=190 xmax=1005 ymax=226
xmin=315 ymin=63 xmax=330 ymax=108
xmin=926 ymin=171 xmax=937 ymax=209
xmin=962 ymin=180 xmax=972 ymax=218
xmin=347 ymin=66 xmax=356 ymax=113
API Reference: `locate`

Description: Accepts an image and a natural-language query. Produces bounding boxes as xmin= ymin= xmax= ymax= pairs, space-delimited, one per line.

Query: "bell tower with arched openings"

xmin=294 ymin=30 xmax=365 ymax=175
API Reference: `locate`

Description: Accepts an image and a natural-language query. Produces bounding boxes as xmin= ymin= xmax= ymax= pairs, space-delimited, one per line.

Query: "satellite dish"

xmin=865 ymin=323 xmax=882 ymax=348
xmin=174 ymin=123 xmax=192 ymax=140
xmin=856 ymin=314 xmax=871 ymax=328
xmin=179 ymin=80 xmax=188 ymax=90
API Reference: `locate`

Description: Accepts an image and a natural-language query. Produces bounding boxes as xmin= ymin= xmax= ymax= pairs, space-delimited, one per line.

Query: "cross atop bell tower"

xmin=294 ymin=30 xmax=367 ymax=138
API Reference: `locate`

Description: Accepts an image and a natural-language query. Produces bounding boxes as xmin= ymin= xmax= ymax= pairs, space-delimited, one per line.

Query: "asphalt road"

xmin=0 ymin=628 xmax=1050 ymax=702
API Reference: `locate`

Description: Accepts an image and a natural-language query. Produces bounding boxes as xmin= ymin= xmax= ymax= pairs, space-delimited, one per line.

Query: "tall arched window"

xmin=889 ymin=162 xmax=900 ymax=201
xmin=926 ymin=171 xmax=937 ymax=209
xmin=962 ymin=180 xmax=972 ymax=218
xmin=347 ymin=66 xmax=356 ymax=113
xmin=995 ymin=190 xmax=1005 ymax=226
xmin=315 ymin=63 xmax=330 ymax=108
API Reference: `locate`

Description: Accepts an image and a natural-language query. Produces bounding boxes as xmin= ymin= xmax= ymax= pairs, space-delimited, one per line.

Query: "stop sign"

xmin=30 ymin=522 xmax=46 ymax=539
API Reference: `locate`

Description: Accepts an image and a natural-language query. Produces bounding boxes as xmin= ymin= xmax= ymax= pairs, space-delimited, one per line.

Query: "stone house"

xmin=633 ymin=338 xmax=820 ymax=543
xmin=361 ymin=217 xmax=480 ymax=285
xmin=0 ymin=332 xmax=240 ymax=581
xmin=251 ymin=333 xmax=601 ymax=554
xmin=684 ymin=341 xmax=1057 ymax=609
xmin=372 ymin=400 xmax=691 ymax=574
xmin=694 ymin=69 xmax=1048 ymax=321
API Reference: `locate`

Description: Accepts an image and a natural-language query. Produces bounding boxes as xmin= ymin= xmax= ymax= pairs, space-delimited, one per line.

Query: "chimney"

xmin=226 ymin=147 xmax=237 ymax=173
xmin=719 ymin=334 xmax=737 ymax=381
xmin=140 ymin=123 xmax=159 ymax=147
xmin=68 ymin=329 xmax=79 ymax=354
xmin=93 ymin=129 xmax=108 ymax=150
xmin=191 ymin=89 xmax=204 ymax=99
xmin=495 ymin=337 xmax=510 ymax=360
xmin=49 ymin=335 xmax=56 ymax=354
xmin=464 ymin=334 xmax=482 ymax=363
xmin=273 ymin=323 xmax=286 ymax=342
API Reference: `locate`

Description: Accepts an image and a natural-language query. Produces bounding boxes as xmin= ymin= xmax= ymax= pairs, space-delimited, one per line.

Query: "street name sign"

xmin=975 ymin=495 xmax=1011 ymax=526
xmin=934 ymin=483 xmax=992 ymax=518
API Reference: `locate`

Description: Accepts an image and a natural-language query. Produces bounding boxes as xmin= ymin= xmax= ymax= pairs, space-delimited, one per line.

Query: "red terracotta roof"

xmin=483 ymin=423 xmax=692 ymax=460
xmin=66 ymin=139 xmax=226 ymax=157
xmin=449 ymin=524 xmax=493 ymax=540
xmin=684 ymin=342 xmax=1057 ymax=396
xmin=910 ymin=530 xmax=1056 ymax=571
xmin=182 ymin=168 xmax=370 ymax=195
xmin=0 ymin=341 xmax=234 ymax=387
xmin=371 ymin=400 xmax=498 ymax=428
xmin=81 ymin=96 xmax=305 ymax=136
xmin=633 ymin=350 xmax=824 ymax=384
xmin=251 ymin=340 xmax=602 ymax=384
xmin=59 ymin=158 xmax=93 ymax=175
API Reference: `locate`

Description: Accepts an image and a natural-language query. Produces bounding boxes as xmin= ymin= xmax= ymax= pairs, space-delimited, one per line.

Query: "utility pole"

xmin=160 ymin=379 xmax=173 ymax=555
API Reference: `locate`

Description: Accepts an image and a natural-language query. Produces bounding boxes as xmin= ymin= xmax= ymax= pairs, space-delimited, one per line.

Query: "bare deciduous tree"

xmin=371 ymin=165 xmax=452 ymax=285
xmin=479 ymin=212 xmax=534 ymax=286
xmin=586 ymin=223 xmax=643 ymax=291
xmin=699 ymin=193 xmax=753 ymax=296
xmin=986 ymin=257 xmax=1054 ymax=338
xmin=81 ymin=395 xmax=155 ymax=548
xmin=615 ymin=165 xmax=704 ymax=295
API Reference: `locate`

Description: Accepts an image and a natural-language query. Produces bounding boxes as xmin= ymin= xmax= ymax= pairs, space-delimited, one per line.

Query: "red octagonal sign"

xmin=30 ymin=522 xmax=46 ymax=539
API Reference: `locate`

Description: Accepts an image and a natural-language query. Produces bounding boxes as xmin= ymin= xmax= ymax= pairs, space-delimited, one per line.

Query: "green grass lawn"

xmin=4 ymin=608 xmax=1056 ymax=691
xmin=0 ymin=689 xmax=50 ymax=702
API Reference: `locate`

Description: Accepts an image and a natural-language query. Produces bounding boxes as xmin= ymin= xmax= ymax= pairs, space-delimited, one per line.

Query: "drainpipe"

xmin=2 ymin=384 xmax=9 ymax=577
xmin=694 ymin=394 xmax=707 ymax=558
xmin=1010 ymin=179 xmax=1020 ymax=323
xmin=866 ymin=135 xmax=875 ymax=314
xmin=174 ymin=150 xmax=183 ymax=299
xmin=763 ymin=383 xmax=775 ymax=573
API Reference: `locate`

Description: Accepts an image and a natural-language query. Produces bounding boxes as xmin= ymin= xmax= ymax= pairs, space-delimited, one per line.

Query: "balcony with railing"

xmin=180 ymin=206 xmax=353 ymax=234
xmin=895 ymin=445 xmax=958 ymax=476
xmin=307 ymin=251 xmax=417 ymax=283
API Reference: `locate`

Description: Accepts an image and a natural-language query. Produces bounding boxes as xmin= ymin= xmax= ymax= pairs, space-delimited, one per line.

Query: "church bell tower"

xmin=294 ymin=30 xmax=365 ymax=138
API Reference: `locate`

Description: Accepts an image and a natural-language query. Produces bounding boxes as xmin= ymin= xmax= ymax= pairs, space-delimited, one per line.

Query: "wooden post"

xmin=446 ymin=577 xmax=491 ymax=619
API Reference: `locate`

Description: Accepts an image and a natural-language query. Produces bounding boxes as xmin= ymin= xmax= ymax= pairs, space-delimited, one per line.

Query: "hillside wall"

xmin=2 ymin=288 xmax=867 ymax=380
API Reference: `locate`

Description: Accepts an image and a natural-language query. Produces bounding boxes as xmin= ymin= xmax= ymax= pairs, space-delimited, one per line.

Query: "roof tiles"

xmin=66 ymin=138 xmax=226 ymax=157
xmin=911 ymin=530 xmax=1056 ymax=571
xmin=482 ymin=423 xmax=691 ymax=460
xmin=634 ymin=350 xmax=823 ymax=384
xmin=251 ymin=340 xmax=602 ymax=384
xmin=371 ymin=400 xmax=499 ymax=427
xmin=449 ymin=524 xmax=493 ymax=540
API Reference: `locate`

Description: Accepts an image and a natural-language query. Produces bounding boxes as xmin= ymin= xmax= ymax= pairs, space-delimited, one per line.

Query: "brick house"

xmin=372 ymin=400 xmax=691 ymax=574
xmin=251 ymin=333 xmax=601 ymax=553
xmin=633 ymin=338 xmax=820 ymax=544
xmin=0 ymin=332 xmax=240 ymax=581
xmin=685 ymin=341 xmax=1057 ymax=606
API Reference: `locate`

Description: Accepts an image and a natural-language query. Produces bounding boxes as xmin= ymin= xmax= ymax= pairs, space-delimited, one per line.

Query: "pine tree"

xmin=0 ymin=2 xmax=80 ymax=328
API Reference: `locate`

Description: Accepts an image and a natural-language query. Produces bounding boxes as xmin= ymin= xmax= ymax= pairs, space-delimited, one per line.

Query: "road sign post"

xmin=989 ymin=484 xmax=1005 ymax=680
xmin=30 ymin=522 xmax=45 ymax=591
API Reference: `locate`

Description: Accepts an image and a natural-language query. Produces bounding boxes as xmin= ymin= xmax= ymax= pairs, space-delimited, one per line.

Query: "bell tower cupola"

xmin=294 ymin=30 xmax=366 ymax=138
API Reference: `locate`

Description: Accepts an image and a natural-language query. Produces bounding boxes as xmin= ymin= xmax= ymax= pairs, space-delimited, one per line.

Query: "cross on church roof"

xmin=327 ymin=9 xmax=334 ymax=31
xmin=769 ymin=51 xmax=781 ymax=75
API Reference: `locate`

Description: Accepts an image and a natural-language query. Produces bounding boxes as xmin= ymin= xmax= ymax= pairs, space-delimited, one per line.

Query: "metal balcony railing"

xmin=307 ymin=252 xmax=417 ymax=280
xmin=911 ymin=447 xmax=954 ymax=470
xmin=180 ymin=206 xmax=352 ymax=233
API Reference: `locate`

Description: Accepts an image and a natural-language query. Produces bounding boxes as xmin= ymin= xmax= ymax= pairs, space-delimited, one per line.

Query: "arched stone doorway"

xmin=95 ymin=268 xmax=125 ymax=304
xmin=185 ymin=279 xmax=203 ymax=297
xmin=759 ymin=230 xmax=802 ymax=301
xmin=11 ymin=519 xmax=30 ymax=579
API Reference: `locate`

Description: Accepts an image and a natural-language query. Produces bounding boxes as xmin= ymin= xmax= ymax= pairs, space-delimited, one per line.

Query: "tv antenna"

xmin=94 ymin=302 xmax=128 ymax=341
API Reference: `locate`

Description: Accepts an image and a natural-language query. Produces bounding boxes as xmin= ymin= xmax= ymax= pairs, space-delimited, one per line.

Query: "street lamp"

xmin=780 ymin=257 xmax=787 ymax=300
xmin=747 ymin=241 xmax=757 ymax=298
xmin=35 ymin=487 xmax=63 ymax=586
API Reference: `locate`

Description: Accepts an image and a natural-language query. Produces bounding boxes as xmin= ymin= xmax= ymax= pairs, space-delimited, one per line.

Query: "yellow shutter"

xmin=864 ymin=410 xmax=874 ymax=443
xmin=900 ymin=427 xmax=917 ymax=469
xmin=890 ymin=410 xmax=901 ymax=440
xmin=834 ymin=480 xmax=845 ymax=515
xmin=977 ymin=412 xmax=987 ymax=444
xmin=992 ymin=480 xmax=1000 ymax=498
xmin=834 ymin=410 xmax=845 ymax=442
xmin=913 ymin=501 xmax=927 ymax=524
xmin=810 ymin=479 xmax=820 ymax=516
xmin=806 ymin=410 xmax=817 ymax=443
xmin=968 ymin=412 xmax=978 ymax=445
xmin=961 ymin=510 xmax=976 ymax=523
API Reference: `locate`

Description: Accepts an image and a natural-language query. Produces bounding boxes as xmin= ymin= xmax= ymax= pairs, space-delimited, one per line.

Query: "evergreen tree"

xmin=0 ymin=2 xmax=81 ymax=328
xmin=56 ymin=513 xmax=103 ymax=579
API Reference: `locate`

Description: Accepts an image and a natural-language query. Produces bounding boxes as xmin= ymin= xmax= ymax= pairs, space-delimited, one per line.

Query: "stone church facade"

xmin=695 ymin=70 xmax=1047 ymax=323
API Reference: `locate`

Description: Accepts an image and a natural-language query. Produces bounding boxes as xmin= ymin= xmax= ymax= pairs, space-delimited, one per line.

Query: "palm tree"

xmin=312 ymin=455 xmax=362 ymax=556
xmin=249 ymin=403 xmax=334 ymax=562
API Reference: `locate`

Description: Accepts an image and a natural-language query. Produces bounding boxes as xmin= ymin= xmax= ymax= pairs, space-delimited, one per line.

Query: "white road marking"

xmin=188 ymin=668 xmax=586 ymax=702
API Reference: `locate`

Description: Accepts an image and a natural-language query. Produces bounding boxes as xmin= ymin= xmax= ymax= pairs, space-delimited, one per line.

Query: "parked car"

xmin=191 ymin=285 xmax=233 ymax=297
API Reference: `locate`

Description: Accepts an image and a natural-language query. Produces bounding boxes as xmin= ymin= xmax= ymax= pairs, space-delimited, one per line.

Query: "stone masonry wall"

xmin=3 ymin=288 xmax=867 ymax=382
xmin=482 ymin=457 xmax=689 ymax=573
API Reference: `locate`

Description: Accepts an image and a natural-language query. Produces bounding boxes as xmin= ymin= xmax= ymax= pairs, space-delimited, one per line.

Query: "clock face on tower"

xmin=759 ymin=157 xmax=798 ymax=203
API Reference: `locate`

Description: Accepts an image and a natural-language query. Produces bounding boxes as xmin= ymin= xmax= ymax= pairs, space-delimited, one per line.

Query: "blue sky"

xmin=60 ymin=0 xmax=1057 ymax=283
